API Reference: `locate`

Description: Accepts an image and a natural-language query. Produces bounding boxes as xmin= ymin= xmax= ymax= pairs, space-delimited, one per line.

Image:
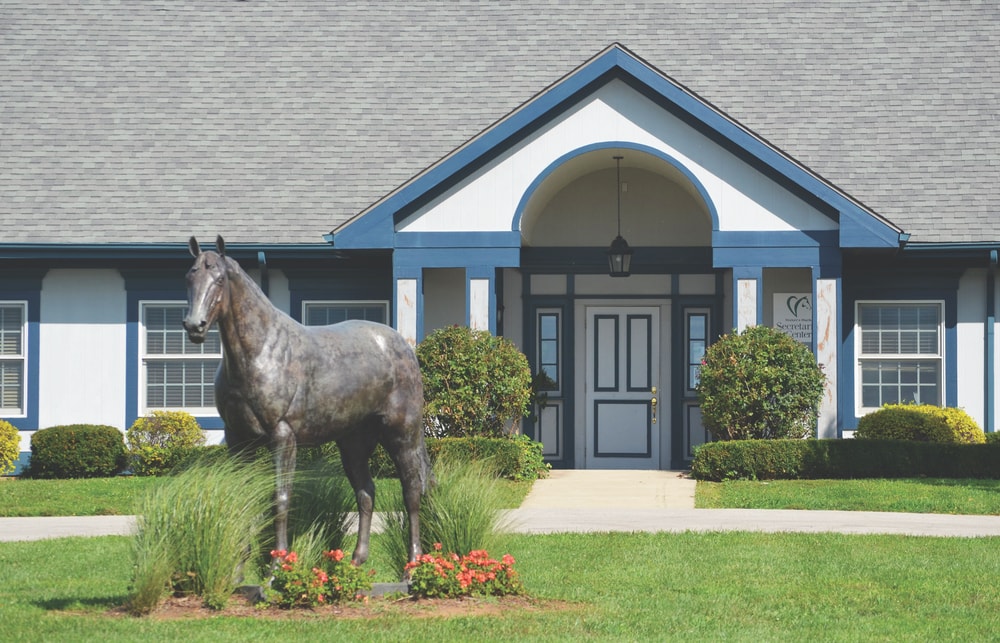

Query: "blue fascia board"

xmin=395 ymin=231 xmax=522 ymax=249
xmin=839 ymin=208 xmax=901 ymax=248
xmin=394 ymin=247 xmax=520 ymax=269
xmin=0 ymin=243 xmax=345 ymax=261
xmin=332 ymin=44 xmax=898 ymax=253
xmin=713 ymin=230 xmax=841 ymax=269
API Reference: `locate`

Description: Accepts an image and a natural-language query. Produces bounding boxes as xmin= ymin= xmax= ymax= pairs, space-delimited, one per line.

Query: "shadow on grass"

xmin=916 ymin=478 xmax=1000 ymax=492
xmin=33 ymin=595 xmax=128 ymax=612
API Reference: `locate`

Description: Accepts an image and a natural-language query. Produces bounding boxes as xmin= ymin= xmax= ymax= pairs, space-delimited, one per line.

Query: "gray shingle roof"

xmin=2 ymin=1 xmax=997 ymax=245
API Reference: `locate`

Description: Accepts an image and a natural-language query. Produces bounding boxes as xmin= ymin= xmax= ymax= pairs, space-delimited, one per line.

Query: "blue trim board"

xmin=393 ymin=247 xmax=520 ymax=269
xmin=332 ymin=44 xmax=898 ymax=253
xmin=395 ymin=231 xmax=521 ymax=249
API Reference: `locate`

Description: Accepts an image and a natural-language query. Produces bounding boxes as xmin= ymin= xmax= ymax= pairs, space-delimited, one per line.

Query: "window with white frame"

xmin=0 ymin=302 xmax=26 ymax=415
xmin=857 ymin=301 xmax=942 ymax=410
xmin=536 ymin=310 xmax=560 ymax=392
xmin=141 ymin=302 xmax=221 ymax=414
xmin=302 ymin=301 xmax=388 ymax=326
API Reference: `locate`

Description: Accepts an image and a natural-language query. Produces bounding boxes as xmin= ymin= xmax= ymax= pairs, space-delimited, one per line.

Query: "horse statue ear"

xmin=216 ymin=235 xmax=226 ymax=257
xmin=189 ymin=236 xmax=201 ymax=257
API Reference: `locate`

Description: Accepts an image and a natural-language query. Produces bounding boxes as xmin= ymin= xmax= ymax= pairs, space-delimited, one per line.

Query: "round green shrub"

xmin=127 ymin=410 xmax=206 ymax=476
xmin=417 ymin=325 xmax=532 ymax=438
xmin=856 ymin=404 xmax=985 ymax=444
xmin=0 ymin=419 xmax=19 ymax=476
xmin=696 ymin=325 xmax=826 ymax=440
xmin=25 ymin=424 xmax=126 ymax=478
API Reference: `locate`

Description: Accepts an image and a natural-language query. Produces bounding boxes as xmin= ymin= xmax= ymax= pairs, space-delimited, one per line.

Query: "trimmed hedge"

xmin=183 ymin=435 xmax=549 ymax=482
xmin=0 ymin=419 xmax=18 ymax=476
xmin=691 ymin=438 xmax=1000 ymax=481
xmin=328 ymin=434 xmax=547 ymax=482
xmin=126 ymin=410 xmax=206 ymax=476
xmin=856 ymin=404 xmax=985 ymax=444
xmin=24 ymin=424 xmax=127 ymax=479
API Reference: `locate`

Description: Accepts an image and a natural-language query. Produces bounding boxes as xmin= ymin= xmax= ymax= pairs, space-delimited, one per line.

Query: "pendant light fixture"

xmin=607 ymin=155 xmax=633 ymax=277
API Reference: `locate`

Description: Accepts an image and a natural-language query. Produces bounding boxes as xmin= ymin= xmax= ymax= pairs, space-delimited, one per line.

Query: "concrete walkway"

xmin=4 ymin=471 xmax=1000 ymax=541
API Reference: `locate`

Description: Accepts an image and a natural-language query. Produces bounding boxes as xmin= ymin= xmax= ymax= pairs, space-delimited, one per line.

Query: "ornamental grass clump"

xmin=697 ymin=325 xmax=825 ymax=440
xmin=128 ymin=457 xmax=274 ymax=614
xmin=378 ymin=456 xmax=511 ymax=576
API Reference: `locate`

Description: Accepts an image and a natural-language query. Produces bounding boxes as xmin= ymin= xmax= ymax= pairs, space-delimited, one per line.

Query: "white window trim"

xmin=854 ymin=299 xmax=945 ymax=416
xmin=301 ymin=300 xmax=390 ymax=325
xmin=0 ymin=301 xmax=28 ymax=418
xmin=139 ymin=300 xmax=221 ymax=416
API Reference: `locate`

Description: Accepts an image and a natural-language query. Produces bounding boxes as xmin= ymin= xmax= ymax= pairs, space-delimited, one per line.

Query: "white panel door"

xmin=584 ymin=306 xmax=660 ymax=469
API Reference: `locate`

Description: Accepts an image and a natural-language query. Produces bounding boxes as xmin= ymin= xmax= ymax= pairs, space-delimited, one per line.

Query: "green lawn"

xmin=1 ymin=531 xmax=998 ymax=640
xmin=695 ymin=478 xmax=1000 ymax=515
xmin=0 ymin=475 xmax=530 ymax=517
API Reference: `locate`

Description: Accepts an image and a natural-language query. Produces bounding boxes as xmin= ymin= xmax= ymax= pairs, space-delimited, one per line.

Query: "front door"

xmin=584 ymin=306 xmax=661 ymax=469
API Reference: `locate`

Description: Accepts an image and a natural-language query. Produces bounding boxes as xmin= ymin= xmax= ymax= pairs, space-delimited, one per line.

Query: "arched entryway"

xmin=516 ymin=145 xmax=718 ymax=469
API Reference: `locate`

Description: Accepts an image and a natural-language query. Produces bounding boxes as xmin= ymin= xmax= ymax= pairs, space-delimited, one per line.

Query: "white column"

xmin=396 ymin=278 xmax=418 ymax=347
xmin=737 ymin=278 xmax=758 ymax=332
xmin=469 ymin=278 xmax=491 ymax=332
xmin=815 ymin=278 xmax=839 ymax=439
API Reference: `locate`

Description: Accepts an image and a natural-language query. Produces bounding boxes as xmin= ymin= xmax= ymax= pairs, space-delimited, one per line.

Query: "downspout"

xmin=987 ymin=249 xmax=997 ymax=433
xmin=257 ymin=251 xmax=270 ymax=299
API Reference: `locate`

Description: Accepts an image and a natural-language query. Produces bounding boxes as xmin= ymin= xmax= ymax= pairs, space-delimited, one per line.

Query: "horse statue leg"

xmin=271 ymin=420 xmax=297 ymax=555
xmin=337 ymin=431 xmax=378 ymax=565
xmin=383 ymin=428 xmax=433 ymax=566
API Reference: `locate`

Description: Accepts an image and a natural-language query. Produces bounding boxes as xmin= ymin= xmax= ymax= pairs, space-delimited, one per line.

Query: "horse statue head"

xmin=183 ymin=235 xmax=229 ymax=345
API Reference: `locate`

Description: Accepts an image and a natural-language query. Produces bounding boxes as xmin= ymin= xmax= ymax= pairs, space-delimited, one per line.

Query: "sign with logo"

xmin=773 ymin=293 xmax=812 ymax=345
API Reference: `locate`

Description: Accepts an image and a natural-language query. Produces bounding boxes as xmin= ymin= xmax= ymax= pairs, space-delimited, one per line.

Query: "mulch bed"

xmin=109 ymin=593 xmax=577 ymax=621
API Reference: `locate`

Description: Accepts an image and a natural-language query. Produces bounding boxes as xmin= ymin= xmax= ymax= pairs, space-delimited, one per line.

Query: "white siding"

xmin=398 ymin=79 xmax=835 ymax=236
xmin=957 ymin=269 xmax=986 ymax=427
xmin=39 ymin=269 xmax=127 ymax=429
xmin=422 ymin=268 xmax=465 ymax=336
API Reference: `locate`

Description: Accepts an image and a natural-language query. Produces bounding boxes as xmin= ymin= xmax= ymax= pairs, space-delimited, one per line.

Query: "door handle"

xmin=651 ymin=386 xmax=657 ymax=424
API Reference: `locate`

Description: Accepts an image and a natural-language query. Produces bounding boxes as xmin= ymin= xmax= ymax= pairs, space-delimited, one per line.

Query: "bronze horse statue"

xmin=182 ymin=235 xmax=431 ymax=566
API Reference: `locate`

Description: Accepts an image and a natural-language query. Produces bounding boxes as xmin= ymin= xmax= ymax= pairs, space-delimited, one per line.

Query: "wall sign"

xmin=773 ymin=293 xmax=812 ymax=344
